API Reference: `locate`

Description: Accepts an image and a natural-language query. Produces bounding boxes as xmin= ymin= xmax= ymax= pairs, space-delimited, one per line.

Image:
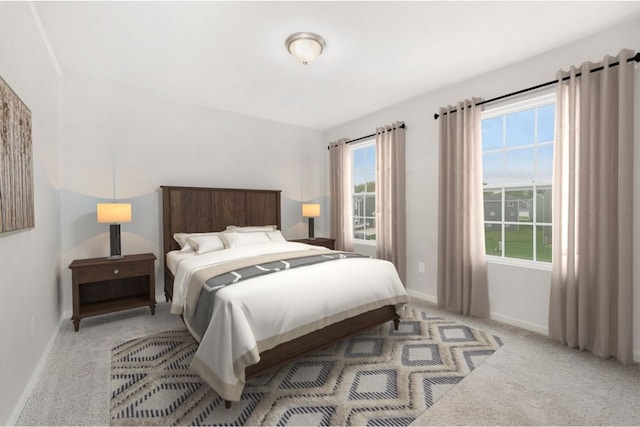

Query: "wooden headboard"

xmin=160 ymin=186 xmax=282 ymax=255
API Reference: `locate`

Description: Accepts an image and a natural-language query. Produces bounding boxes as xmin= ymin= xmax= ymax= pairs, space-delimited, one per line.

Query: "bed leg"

xmin=224 ymin=400 xmax=232 ymax=409
xmin=393 ymin=317 xmax=399 ymax=331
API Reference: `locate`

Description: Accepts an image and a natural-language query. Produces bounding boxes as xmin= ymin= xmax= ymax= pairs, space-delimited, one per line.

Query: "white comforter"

xmin=171 ymin=241 xmax=409 ymax=401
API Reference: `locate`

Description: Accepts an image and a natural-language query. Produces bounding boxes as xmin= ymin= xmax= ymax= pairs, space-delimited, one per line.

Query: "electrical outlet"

xmin=418 ymin=262 xmax=425 ymax=274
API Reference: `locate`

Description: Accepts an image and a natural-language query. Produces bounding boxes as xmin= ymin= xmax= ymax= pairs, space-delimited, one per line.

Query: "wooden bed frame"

xmin=161 ymin=185 xmax=399 ymax=406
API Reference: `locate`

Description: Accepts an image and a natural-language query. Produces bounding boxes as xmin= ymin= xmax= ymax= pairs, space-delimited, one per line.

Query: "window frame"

xmin=350 ymin=139 xmax=376 ymax=246
xmin=481 ymin=91 xmax=554 ymax=268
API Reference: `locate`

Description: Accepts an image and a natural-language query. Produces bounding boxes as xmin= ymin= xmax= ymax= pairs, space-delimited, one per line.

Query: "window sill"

xmin=353 ymin=239 xmax=376 ymax=247
xmin=485 ymin=255 xmax=552 ymax=271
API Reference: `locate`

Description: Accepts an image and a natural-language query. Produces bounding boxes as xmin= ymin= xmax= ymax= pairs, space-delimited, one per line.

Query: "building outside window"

xmin=351 ymin=140 xmax=376 ymax=244
xmin=482 ymin=92 xmax=554 ymax=263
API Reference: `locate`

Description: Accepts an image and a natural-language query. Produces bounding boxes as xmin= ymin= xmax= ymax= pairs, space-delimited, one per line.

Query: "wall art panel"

xmin=0 ymin=76 xmax=33 ymax=233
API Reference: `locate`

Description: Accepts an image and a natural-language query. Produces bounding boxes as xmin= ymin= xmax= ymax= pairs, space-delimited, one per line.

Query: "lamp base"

xmin=109 ymin=223 xmax=123 ymax=259
xmin=308 ymin=217 xmax=315 ymax=239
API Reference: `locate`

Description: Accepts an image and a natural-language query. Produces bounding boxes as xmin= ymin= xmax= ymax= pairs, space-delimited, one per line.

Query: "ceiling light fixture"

xmin=285 ymin=32 xmax=326 ymax=65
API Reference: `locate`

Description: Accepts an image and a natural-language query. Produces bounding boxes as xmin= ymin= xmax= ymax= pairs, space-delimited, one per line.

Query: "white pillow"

xmin=222 ymin=231 xmax=272 ymax=248
xmin=179 ymin=244 xmax=195 ymax=253
xmin=225 ymin=225 xmax=277 ymax=233
xmin=173 ymin=232 xmax=219 ymax=250
xmin=267 ymin=230 xmax=286 ymax=242
xmin=173 ymin=233 xmax=190 ymax=249
xmin=187 ymin=234 xmax=225 ymax=255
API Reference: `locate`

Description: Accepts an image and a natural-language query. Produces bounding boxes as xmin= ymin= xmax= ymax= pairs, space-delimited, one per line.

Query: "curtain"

xmin=437 ymin=99 xmax=489 ymax=318
xmin=329 ymin=138 xmax=353 ymax=251
xmin=375 ymin=122 xmax=407 ymax=285
xmin=549 ymin=49 xmax=635 ymax=364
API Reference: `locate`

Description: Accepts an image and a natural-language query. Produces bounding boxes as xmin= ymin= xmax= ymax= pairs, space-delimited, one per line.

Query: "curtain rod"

xmin=433 ymin=51 xmax=640 ymax=120
xmin=327 ymin=123 xmax=406 ymax=149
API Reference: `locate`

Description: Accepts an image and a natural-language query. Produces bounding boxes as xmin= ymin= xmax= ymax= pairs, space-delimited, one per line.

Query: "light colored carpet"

xmin=16 ymin=299 xmax=640 ymax=426
xmin=108 ymin=308 xmax=501 ymax=426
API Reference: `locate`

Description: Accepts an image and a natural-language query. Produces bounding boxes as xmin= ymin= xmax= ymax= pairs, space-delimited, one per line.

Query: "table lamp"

xmin=302 ymin=203 xmax=320 ymax=239
xmin=97 ymin=203 xmax=131 ymax=259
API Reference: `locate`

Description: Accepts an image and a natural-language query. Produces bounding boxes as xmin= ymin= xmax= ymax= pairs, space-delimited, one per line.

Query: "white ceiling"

xmin=34 ymin=1 xmax=640 ymax=131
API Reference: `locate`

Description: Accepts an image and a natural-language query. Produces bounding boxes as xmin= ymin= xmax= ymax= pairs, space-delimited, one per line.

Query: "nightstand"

xmin=69 ymin=253 xmax=156 ymax=331
xmin=291 ymin=237 xmax=336 ymax=250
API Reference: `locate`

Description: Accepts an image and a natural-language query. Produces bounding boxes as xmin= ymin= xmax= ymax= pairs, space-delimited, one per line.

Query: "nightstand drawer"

xmin=75 ymin=261 xmax=152 ymax=283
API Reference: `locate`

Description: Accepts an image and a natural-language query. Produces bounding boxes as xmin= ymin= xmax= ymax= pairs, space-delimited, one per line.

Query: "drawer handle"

xmin=113 ymin=269 xmax=119 ymax=275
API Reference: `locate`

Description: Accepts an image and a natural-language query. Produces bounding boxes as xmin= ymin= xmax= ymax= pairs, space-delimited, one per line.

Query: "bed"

xmin=161 ymin=185 xmax=409 ymax=406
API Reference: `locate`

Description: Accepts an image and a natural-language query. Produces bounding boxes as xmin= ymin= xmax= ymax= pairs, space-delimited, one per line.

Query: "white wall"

xmin=0 ymin=3 xmax=63 ymax=424
xmin=326 ymin=18 xmax=640 ymax=361
xmin=60 ymin=77 xmax=327 ymax=310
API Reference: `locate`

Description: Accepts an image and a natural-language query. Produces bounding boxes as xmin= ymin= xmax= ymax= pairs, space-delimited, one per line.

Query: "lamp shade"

xmin=97 ymin=203 xmax=132 ymax=223
xmin=302 ymin=203 xmax=320 ymax=218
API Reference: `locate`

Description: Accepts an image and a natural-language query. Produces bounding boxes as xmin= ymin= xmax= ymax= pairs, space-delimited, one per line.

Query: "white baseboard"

xmin=6 ymin=314 xmax=65 ymax=426
xmin=406 ymin=289 xmax=550 ymax=337
xmin=406 ymin=289 xmax=437 ymax=304
xmin=491 ymin=314 xmax=640 ymax=363
xmin=488 ymin=312 xmax=548 ymax=336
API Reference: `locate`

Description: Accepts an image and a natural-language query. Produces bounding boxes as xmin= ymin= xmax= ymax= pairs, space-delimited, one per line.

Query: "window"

xmin=351 ymin=140 xmax=376 ymax=243
xmin=482 ymin=93 xmax=554 ymax=263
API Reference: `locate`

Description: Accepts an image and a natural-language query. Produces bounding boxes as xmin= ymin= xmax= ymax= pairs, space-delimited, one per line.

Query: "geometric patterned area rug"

xmin=110 ymin=308 xmax=502 ymax=426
